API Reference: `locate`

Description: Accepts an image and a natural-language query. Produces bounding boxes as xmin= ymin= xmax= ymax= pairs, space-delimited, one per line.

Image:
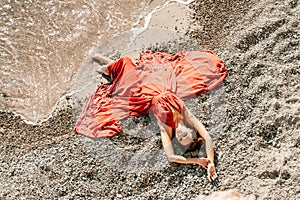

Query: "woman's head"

xmin=175 ymin=123 xmax=197 ymax=147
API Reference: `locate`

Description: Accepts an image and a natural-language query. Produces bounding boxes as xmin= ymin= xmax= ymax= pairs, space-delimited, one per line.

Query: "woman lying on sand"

xmin=74 ymin=50 xmax=227 ymax=181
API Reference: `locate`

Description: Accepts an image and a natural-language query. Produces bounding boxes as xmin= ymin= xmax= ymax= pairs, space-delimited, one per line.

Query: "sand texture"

xmin=0 ymin=0 xmax=299 ymax=199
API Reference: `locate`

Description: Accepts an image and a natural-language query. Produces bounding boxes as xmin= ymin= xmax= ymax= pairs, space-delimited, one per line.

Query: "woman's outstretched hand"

xmin=207 ymin=163 xmax=217 ymax=182
xmin=197 ymin=158 xmax=217 ymax=182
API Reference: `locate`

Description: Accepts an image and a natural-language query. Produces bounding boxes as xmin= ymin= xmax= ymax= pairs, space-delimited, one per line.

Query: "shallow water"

xmin=0 ymin=0 xmax=196 ymax=123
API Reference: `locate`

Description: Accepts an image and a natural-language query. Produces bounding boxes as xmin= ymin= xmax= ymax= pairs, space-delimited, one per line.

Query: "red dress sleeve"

xmin=107 ymin=56 xmax=138 ymax=82
xmin=74 ymin=57 xmax=138 ymax=138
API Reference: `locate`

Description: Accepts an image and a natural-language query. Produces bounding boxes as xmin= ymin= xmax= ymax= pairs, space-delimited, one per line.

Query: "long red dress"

xmin=74 ymin=50 xmax=227 ymax=138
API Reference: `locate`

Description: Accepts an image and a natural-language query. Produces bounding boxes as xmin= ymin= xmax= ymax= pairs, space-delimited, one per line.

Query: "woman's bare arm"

xmin=183 ymin=108 xmax=218 ymax=181
xmin=158 ymin=121 xmax=209 ymax=167
xmin=183 ymin=109 xmax=214 ymax=164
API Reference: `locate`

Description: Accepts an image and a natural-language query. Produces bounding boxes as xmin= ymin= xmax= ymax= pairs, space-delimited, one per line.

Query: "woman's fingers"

xmin=208 ymin=171 xmax=214 ymax=181
xmin=198 ymin=159 xmax=218 ymax=182
xmin=214 ymin=173 xmax=218 ymax=179
xmin=210 ymin=172 xmax=218 ymax=181
xmin=208 ymin=172 xmax=216 ymax=182
xmin=207 ymin=164 xmax=218 ymax=182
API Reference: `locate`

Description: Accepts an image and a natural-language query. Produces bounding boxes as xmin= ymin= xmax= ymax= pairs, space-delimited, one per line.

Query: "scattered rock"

xmin=196 ymin=190 xmax=256 ymax=200
xmin=0 ymin=0 xmax=299 ymax=199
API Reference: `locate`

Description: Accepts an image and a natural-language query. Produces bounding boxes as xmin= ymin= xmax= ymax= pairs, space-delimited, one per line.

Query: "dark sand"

xmin=0 ymin=0 xmax=299 ymax=199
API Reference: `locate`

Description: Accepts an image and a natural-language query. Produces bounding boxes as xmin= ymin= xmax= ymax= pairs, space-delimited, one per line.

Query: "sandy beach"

xmin=0 ymin=0 xmax=299 ymax=199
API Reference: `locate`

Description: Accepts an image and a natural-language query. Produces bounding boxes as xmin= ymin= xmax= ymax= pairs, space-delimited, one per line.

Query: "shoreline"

xmin=0 ymin=0 xmax=193 ymax=126
xmin=1 ymin=0 xmax=299 ymax=199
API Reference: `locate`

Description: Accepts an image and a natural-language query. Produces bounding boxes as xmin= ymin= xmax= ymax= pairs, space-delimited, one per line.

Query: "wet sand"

xmin=0 ymin=0 xmax=300 ymax=199
xmin=0 ymin=0 xmax=170 ymax=123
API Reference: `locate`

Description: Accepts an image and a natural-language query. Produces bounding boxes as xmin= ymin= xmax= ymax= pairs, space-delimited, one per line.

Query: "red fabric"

xmin=74 ymin=50 xmax=227 ymax=138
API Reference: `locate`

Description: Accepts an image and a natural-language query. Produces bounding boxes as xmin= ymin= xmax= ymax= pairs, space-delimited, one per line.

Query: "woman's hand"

xmin=197 ymin=158 xmax=217 ymax=181
xmin=207 ymin=163 xmax=217 ymax=182
xmin=196 ymin=158 xmax=210 ymax=168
